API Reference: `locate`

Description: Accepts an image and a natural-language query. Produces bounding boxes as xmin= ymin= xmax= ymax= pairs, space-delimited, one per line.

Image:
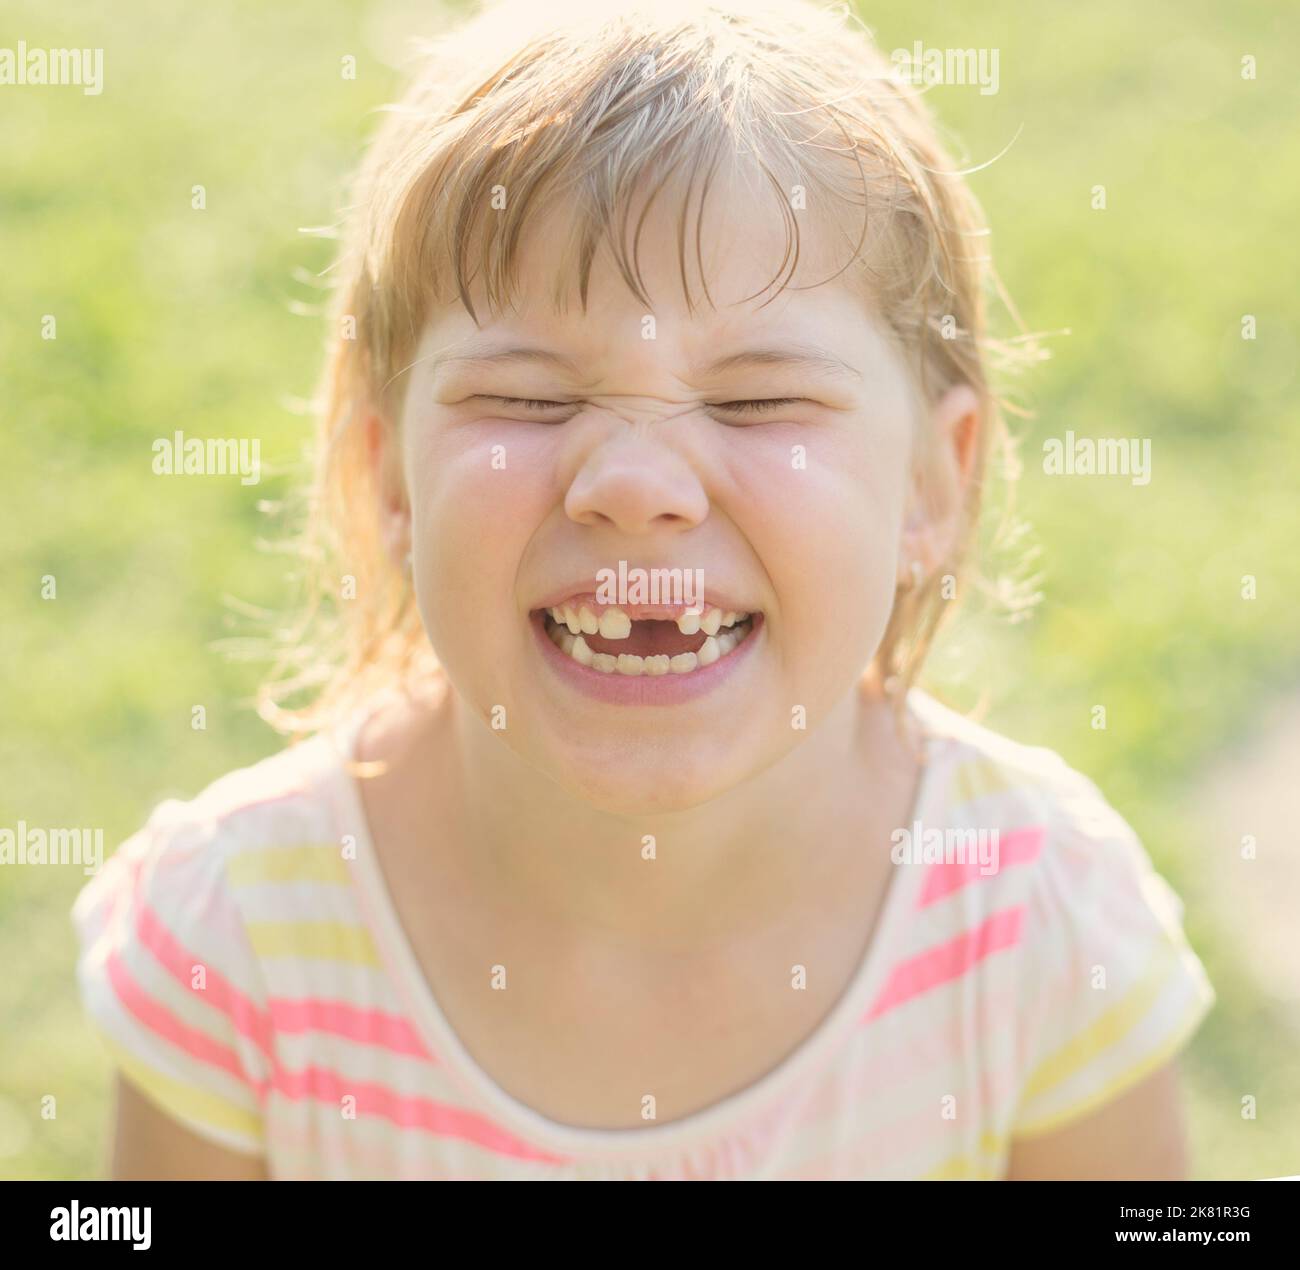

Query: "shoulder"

xmin=69 ymin=724 xmax=366 ymax=1155
xmin=907 ymin=689 xmax=1171 ymax=911
xmin=69 ymin=717 xmax=369 ymax=1143
xmin=910 ymin=688 xmax=1116 ymax=825
xmin=72 ymin=725 xmax=352 ymax=948
xmin=904 ymin=692 xmax=1215 ymax=1140
xmin=171 ymin=727 xmax=359 ymax=860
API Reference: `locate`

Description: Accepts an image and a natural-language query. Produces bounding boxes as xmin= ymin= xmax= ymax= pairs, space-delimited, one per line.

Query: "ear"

xmin=365 ymin=411 xmax=410 ymax=568
xmin=897 ymin=382 xmax=982 ymax=585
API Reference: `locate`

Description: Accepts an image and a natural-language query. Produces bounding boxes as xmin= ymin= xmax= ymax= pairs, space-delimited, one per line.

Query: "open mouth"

xmin=539 ymin=602 xmax=758 ymax=677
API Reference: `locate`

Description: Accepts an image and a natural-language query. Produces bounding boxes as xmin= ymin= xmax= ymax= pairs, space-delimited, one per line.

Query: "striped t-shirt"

xmin=70 ymin=689 xmax=1216 ymax=1179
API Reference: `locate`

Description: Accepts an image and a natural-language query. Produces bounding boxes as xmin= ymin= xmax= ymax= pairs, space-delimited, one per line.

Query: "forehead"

xmin=422 ymin=158 xmax=888 ymax=361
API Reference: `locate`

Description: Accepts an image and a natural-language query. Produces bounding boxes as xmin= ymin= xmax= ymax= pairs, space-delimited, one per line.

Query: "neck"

xmin=431 ymin=674 xmax=921 ymax=946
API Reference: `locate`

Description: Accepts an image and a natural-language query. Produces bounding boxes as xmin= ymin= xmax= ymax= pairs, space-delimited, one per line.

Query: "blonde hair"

xmin=257 ymin=0 xmax=1039 ymax=736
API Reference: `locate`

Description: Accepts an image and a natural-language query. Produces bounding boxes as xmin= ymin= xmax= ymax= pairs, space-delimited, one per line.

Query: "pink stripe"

xmin=136 ymin=892 xmax=434 ymax=1063
xmin=135 ymin=897 xmax=277 ymax=1061
xmin=269 ymin=1065 xmax=571 ymax=1165
xmin=109 ymin=841 xmax=572 ymax=1162
xmin=110 ymin=948 xmax=557 ymax=1161
xmin=112 ymin=940 xmax=558 ymax=1162
xmin=916 ymin=826 xmax=1045 ymax=907
xmin=864 ymin=906 xmax=1025 ymax=1022
xmin=268 ymin=998 xmax=432 ymax=1060
xmin=107 ymin=950 xmax=255 ymax=1088
xmin=798 ymin=977 xmax=1024 ymax=1125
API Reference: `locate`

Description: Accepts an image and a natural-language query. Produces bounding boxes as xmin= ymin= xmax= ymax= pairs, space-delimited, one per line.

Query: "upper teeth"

xmin=543 ymin=604 xmax=756 ymax=676
xmin=546 ymin=604 xmax=749 ymax=637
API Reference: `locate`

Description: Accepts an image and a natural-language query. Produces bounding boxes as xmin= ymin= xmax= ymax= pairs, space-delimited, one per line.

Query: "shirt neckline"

xmin=319 ymin=690 xmax=951 ymax=1160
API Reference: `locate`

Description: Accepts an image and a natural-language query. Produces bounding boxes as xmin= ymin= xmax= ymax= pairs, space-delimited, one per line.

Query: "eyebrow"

xmin=429 ymin=345 xmax=586 ymax=377
xmin=698 ymin=346 xmax=863 ymax=383
xmin=427 ymin=342 xmax=863 ymax=384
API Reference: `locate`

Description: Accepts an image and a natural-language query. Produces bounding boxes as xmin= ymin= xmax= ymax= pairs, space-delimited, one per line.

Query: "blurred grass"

xmin=1 ymin=0 xmax=1297 ymax=1179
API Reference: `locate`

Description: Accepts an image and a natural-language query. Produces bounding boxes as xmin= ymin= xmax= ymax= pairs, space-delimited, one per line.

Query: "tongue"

xmin=583 ymin=619 xmax=705 ymax=658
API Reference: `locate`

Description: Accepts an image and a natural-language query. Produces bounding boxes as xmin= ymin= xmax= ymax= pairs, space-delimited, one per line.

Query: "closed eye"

xmin=481 ymin=395 xmax=572 ymax=412
xmin=708 ymin=397 xmax=805 ymax=415
xmin=476 ymin=395 xmax=807 ymax=419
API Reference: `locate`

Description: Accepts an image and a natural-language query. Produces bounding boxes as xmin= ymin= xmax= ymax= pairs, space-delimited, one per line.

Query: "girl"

xmin=73 ymin=0 xmax=1215 ymax=1180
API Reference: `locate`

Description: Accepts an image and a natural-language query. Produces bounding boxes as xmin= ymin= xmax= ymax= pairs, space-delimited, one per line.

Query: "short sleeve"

xmin=1009 ymin=772 xmax=1216 ymax=1139
xmin=71 ymin=799 xmax=270 ymax=1156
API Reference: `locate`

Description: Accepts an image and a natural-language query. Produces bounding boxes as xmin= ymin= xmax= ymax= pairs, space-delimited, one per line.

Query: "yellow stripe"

xmin=244 ymin=920 xmax=382 ymax=966
xmin=921 ymin=1130 xmax=1005 ymax=1180
xmin=949 ymin=759 xmax=1018 ymax=806
xmin=1021 ymin=939 xmax=1180 ymax=1103
xmin=226 ymin=846 xmax=351 ymax=887
xmin=1012 ymin=991 xmax=1212 ymax=1140
xmin=95 ymin=1030 xmax=264 ymax=1147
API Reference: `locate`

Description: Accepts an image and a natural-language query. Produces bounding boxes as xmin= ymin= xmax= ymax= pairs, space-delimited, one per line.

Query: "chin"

xmin=538 ymin=735 xmax=761 ymax=817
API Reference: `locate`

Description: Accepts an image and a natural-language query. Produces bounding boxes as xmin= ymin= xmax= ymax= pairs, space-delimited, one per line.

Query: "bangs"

xmin=360 ymin=4 xmax=911 ymax=385
xmin=440 ymin=114 xmax=877 ymax=321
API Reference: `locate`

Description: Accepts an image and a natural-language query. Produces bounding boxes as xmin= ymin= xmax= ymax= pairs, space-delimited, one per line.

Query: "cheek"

xmin=403 ymin=420 xmax=554 ymax=665
xmin=718 ymin=418 xmax=909 ymax=646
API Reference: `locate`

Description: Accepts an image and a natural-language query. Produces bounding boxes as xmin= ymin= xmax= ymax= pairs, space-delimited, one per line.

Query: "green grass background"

xmin=2 ymin=0 xmax=1297 ymax=1178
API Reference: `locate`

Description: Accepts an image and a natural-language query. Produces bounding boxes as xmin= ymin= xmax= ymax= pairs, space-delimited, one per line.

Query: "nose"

xmin=564 ymin=430 xmax=710 ymax=535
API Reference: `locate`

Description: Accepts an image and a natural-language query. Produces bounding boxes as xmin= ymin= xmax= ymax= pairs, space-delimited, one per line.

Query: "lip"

xmin=529 ymin=609 xmax=765 ymax=705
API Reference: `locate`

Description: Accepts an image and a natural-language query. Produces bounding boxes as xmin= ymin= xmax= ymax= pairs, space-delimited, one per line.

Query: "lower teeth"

xmin=544 ymin=617 xmax=753 ymax=675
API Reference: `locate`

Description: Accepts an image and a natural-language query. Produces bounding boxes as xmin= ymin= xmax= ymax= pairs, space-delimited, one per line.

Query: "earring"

xmin=899 ymin=560 xmax=924 ymax=591
xmin=403 ymin=549 xmax=413 ymax=578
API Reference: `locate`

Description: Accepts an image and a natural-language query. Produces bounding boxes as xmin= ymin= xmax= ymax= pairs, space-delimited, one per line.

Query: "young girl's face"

xmin=384 ymin=181 xmax=969 ymax=814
